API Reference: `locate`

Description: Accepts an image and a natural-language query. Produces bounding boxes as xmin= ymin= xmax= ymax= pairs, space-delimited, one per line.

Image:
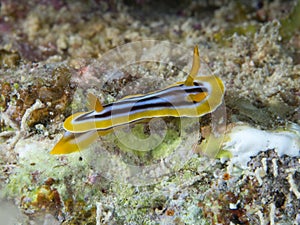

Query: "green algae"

xmin=104 ymin=158 xmax=213 ymax=224
xmin=215 ymin=149 xmax=233 ymax=159
xmin=114 ymin=123 xmax=180 ymax=161
xmin=1 ymin=139 xmax=102 ymax=220
xmin=279 ymin=0 xmax=300 ymax=40
xmin=213 ymin=23 xmax=258 ymax=44
xmin=3 ymin=132 xmax=298 ymax=224
xmin=111 ymin=184 xmax=168 ymax=224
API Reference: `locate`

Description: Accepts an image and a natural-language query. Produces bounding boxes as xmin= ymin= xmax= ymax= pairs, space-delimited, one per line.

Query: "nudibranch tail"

xmin=50 ymin=131 xmax=99 ymax=154
xmin=50 ymin=118 xmax=155 ymax=154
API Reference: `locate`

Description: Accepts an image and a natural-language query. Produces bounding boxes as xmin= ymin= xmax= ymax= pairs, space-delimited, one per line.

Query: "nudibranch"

xmin=51 ymin=46 xmax=225 ymax=154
